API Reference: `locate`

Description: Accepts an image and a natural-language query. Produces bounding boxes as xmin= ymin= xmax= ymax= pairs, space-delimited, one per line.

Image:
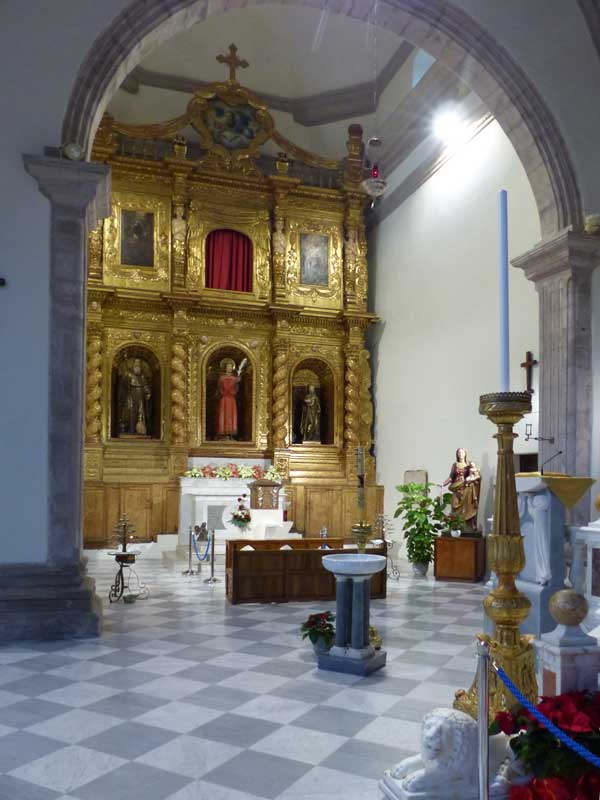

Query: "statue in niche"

xmin=216 ymin=356 xmax=247 ymax=440
xmin=443 ymin=448 xmax=480 ymax=530
xmin=171 ymin=205 xmax=187 ymax=254
xmin=300 ymin=384 xmax=321 ymax=443
xmin=117 ymin=357 xmax=153 ymax=436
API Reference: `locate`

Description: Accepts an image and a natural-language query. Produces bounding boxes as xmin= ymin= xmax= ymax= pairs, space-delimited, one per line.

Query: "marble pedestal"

xmin=570 ymin=521 xmax=600 ymax=636
xmin=318 ymin=554 xmax=387 ymax=676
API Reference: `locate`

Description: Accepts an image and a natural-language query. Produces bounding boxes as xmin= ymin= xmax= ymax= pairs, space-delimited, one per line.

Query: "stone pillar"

xmin=1 ymin=155 xmax=111 ymax=640
xmin=334 ymin=577 xmax=351 ymax=649
xmin=514 ymin=231 xmax=600 ymax=524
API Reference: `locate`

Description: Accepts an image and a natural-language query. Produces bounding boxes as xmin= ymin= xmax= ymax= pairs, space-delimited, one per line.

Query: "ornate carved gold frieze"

xmin=85 ymin=327 xmax=103 ymax=443
xmin=103 ymin=190 xmax=171 ymax=292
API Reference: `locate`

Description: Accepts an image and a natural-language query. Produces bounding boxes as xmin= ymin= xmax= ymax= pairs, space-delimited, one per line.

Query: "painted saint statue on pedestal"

xmin=300 ymin=384 xmax=321 ymax=443
xmin=216 ymin=357 xmax=247 ymax=439
xmin=443 ymin=448 xmax=481 ymax=530
xmin=118 ymin=357 xmax=152 ymax=436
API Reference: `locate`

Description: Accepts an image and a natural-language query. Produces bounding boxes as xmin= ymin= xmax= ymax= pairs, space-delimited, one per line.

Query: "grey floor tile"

xmin=16 ymin=655 xmax=79 ymax=673
xmin=75 ymin=762 xmax=190 ymax=800
xmin=202 ymin=750 xmax=310 ymax=799
xmin=427 ymin=667 xmax=475 ymax=687
xmin=86 ymin=668 xmax=160 ymax=690
xmin=352 ymin=675 xmax=419 ymax=696
xmin=269 ymin=679 xmax=343 ymax=705
xmin=93 ymin=651 xmax=156 ymax=668
xmin=238 ymin=643 xmax=291 ymax=659
xmin=85 ymin=692 xmax=169 ymax=720
xmin=321 ymin=738 xmax=412 ymax=780
xmin=190 ymin=713 xmax=279 ymax=748
xmin=251 ymin=659 xmax=314 ymax=679
xmin=0 ymin=732 xmax=64 ymax=772
xmin=80 ymin=721 xmax=177 ymax=759
xmin=391 ymin=650 xmax=451 ymax=667
xmin=0 ymin=699 xmax=70 ymax=729
xmin=186 ymin=686 xmax=258 ymax=711
xmin=383 ymin=696 xmax=441 ymax=721
xmin=293 ymin=705 xmax=375 ymax=736
xmin=0 ymin=774 xmax=61 ymax=800
xmin=1 ymin=675 xmax=74 ymax=697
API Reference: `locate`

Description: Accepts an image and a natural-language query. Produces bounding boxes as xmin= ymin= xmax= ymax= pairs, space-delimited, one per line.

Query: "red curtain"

xmin=205 ymin=229 xmax=253 ymax=292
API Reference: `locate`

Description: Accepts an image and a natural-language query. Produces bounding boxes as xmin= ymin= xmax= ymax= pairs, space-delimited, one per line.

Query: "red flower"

xmin=496 ymin=711 xmax=518 ymax=735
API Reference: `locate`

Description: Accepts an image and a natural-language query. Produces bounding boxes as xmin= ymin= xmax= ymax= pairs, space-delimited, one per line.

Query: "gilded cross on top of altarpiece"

xmin=216 ymin=43 xmax=249 ymax=82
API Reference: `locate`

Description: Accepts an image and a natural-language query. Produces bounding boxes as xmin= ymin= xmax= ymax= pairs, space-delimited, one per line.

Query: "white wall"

xmin=370 ymin=122 xmax=541 ymax=530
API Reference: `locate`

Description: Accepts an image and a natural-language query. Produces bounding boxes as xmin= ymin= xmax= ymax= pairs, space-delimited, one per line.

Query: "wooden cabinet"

xmin=83 ymin=481 xmax=179 ymax=547
xmin=434 ymin=535 xmax=486 ymax=582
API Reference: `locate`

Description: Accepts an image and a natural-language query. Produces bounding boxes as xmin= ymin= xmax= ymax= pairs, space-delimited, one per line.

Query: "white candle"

xmin=498 ymin=190 xmax=510 ymax=392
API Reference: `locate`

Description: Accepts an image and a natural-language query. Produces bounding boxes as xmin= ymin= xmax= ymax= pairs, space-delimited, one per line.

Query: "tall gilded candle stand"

xmin=454 ymin=392 xmax=539 ymax=719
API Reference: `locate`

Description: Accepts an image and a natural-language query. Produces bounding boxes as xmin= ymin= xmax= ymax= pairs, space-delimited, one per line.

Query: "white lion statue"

xmin=388 ymin=708 xmax=478 ymax=798
xmin=381 ymin=707 xmax=512 ymax=800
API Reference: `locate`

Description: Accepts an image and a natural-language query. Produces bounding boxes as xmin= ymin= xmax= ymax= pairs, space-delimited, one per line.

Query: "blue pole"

xmin=498 ymin=190 xmax=510 ymax=392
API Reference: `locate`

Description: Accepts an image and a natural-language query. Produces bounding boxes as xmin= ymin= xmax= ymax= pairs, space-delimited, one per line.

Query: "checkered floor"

xmin=0 ymin=556 xmax=486 ymax=800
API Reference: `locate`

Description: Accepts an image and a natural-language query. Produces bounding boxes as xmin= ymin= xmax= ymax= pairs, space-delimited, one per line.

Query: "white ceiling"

xmin=137 ymin=5 xmax=402 ymax=98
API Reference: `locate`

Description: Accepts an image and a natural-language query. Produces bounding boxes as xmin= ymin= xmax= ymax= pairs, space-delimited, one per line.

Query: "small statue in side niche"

xmin=443 ymin=448 xmax=480 ymax=530
xmin=118 ymin=357 xmax=152 ymax=436
xmin=216 ymin=357 xmax=247 ymax=440
xmin=171 ymin=205 xmax=187 ymax=255
xmin=300 ymin=384 xmax=321 ymax=443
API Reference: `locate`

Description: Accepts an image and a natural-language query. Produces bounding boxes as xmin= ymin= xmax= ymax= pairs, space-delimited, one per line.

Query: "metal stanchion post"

xmin=204 ymin=531 xmax=220 ymax=584
xmin=182 ymin=526 xmax=198 ymax=576
xmin=477 ymin=639 xmax=490 ymax=800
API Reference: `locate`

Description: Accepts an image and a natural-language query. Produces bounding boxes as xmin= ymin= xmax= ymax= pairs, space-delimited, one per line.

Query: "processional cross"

xmin=217 ymin=43 xmax=249 ymax=82
xmin=520 ymin=350 xmax=538 ymax=394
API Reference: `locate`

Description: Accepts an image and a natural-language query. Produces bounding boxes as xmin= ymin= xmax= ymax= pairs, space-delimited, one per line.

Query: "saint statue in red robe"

xmin=217 ymin=357 xmax=243 ymax=439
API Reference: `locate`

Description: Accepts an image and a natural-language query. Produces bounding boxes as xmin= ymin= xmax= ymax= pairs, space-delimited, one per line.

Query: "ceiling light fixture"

xmin=432 ymin=109 xmax=471 ymax=151
xmin=360 ymin=0 xmax=387 ymax=201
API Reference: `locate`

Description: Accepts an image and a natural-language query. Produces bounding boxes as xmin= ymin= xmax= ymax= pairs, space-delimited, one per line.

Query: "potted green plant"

xmin=394 ymin=482 xmax=452 ymax=577
xmin=301 ymin=611 xmax=335 ymax=655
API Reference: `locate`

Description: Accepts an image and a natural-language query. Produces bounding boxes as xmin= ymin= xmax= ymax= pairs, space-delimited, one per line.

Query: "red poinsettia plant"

xmin=489 ymin=691 xmax=600 ymax=800
xmin=301 ymin=612 xmax=335 ymax=647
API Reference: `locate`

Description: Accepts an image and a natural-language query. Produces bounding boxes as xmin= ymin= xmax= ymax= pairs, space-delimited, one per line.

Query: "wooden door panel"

xmin=121 ymin=486 xmax=152 ymax=542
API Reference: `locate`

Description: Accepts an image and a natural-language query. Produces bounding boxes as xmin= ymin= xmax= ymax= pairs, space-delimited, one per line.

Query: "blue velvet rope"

xmin=492 ymin=662 xmax=600 ymax=769
xmin=192 ymin=532 xmax=211 ymax=562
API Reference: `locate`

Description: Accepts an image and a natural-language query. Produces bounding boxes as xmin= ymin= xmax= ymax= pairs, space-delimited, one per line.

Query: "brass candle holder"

xmin=454 ymin=392 xmax=539 ymax=719
xmin=352 ymin=446 xmax=372 ymax=553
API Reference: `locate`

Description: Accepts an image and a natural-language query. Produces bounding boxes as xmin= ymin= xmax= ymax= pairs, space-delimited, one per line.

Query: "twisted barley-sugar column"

xmin=85 ymin=328 xmax=103 ymax=443
xmin=170 ymin=337 xmax=187 ymax=444
xmin=344 ymin=345 xmax=360 ymax=453
xmin=272 ymin=341 xmax=289 ymax=448
xmin=454 ymin=392 xmax=538 ymax=719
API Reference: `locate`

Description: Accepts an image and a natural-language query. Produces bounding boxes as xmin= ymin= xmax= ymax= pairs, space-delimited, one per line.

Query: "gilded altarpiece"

xmin=83 ymin=66 xmax=381 ymax=546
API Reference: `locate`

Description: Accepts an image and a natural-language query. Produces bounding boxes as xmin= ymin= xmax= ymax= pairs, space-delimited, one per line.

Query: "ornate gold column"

xmin=343 ymin=193 xmax=368 ymax=312
xmin=166 ymin=137 xmax=192 ymax=291
xmin=85 ymin=325 xmax=103 ymax=444
xmin=272 ymin=328 xmax=290 ymax=451
xmin=344 ymin=323 xmax=362 ymax=478
xmin=454 ymin=391 xmax=538 ymax=719
xmin=169 ymin=306 xmax=190 ymax=478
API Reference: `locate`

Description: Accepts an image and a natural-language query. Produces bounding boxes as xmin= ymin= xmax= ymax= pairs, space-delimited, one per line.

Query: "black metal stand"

xmin=204 ymin=531 xmax=220 ymax=584
xmin=182 ymin=526 xmax=198 ymax=576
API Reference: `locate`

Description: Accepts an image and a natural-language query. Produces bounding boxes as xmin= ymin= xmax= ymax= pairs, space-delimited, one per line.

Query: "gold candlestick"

xmin=454 ymin=392 xmax=538 ymax=719
xmin=352 ymin=446 xmax=371 ymax=553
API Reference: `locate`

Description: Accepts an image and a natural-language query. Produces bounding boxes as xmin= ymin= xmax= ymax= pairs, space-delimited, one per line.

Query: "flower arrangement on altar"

xmin=489 ymin=691 xmax=600 ymax=799
xmin=183 ymin=463 xmax=282 ymax=481
xmin=230 ymin=495 xmax=252 ymax=529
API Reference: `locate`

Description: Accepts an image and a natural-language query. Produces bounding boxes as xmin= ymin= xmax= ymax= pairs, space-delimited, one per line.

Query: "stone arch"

xmin=62 ymin=0 xmax=581 ymax=237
